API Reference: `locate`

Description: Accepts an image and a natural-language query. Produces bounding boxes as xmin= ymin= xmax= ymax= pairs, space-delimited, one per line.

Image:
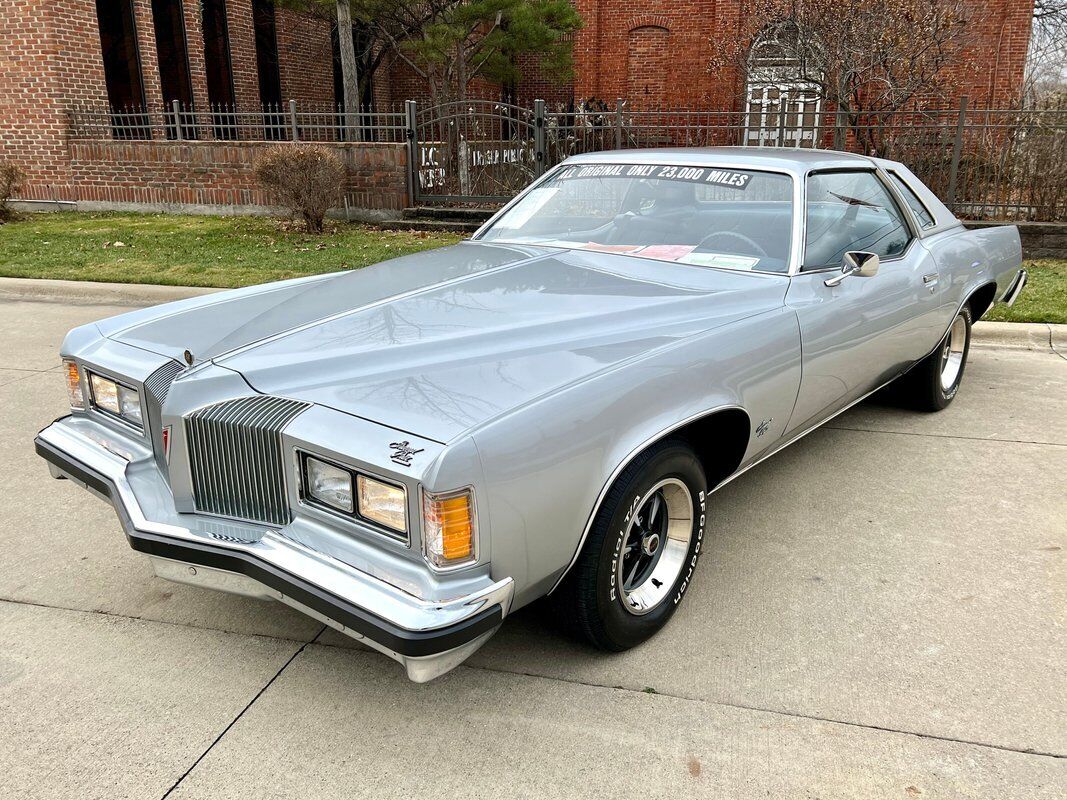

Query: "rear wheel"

xmin=552 ymin=438 xmax=707 ymax=651
xmin=895 ymin=305 xmax=973 ymax=411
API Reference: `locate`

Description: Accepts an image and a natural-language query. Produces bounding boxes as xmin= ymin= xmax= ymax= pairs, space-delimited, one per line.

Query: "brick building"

xmin=0 ymin=0 xmax=1035 ymax=211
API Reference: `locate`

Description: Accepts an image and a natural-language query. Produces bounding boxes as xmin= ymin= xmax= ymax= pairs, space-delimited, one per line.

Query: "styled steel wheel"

xmin=617 ymin=479 xmax=694 ymax=616
xmin=552 ymin=438 xmax=707 ymax=651
xmin=939 ymin=313 xmax=968 ymax=392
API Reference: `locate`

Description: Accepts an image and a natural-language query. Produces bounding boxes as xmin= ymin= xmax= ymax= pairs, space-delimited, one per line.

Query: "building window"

xmin=252 ymin=0 xmax=284 ymax=139
xmin=96 ymin=0 xmax=150 ymax=138
xmin=201 ymin=0 xmax=236 ymax=138
xmin=744 ymin=20 xmax=822 ymax=148
xmin=151 ymin=0 xmax=195 ymax=139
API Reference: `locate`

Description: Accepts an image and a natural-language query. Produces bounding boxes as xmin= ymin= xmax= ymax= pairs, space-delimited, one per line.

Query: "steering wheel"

xmin=696 ymin=230 xmax=769 ymax=259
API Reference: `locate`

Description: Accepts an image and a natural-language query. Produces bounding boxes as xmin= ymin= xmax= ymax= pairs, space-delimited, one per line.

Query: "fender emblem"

xmin=389 ymin=440 xmax=424 ymax=466
xmin=756 ymin=419 xmax=772 ymax=438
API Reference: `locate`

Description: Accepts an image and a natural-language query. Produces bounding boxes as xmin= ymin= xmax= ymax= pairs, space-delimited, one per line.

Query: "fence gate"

xmin=407 ymin=100 xmax=544 ymax=205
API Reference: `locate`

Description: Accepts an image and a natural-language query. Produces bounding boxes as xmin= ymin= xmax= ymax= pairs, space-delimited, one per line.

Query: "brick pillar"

xmin=573 ymin=0 xmax=600 ymax=99
xmin=225 ymin=0 xmax=261 ymax=111
xmin=131 ymin=0 xmax=165 ymax=137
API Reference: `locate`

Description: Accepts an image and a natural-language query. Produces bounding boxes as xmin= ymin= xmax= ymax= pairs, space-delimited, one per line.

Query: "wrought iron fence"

xmin=67 ymin=97 xmax=1067 ymax=221
xmin=69 ymin=101 xmax=408 ymax=144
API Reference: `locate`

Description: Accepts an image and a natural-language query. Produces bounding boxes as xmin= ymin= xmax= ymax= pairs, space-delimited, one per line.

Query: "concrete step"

xmin=380 ymin=219 xmax=482 ymax=234
xmin=401 ymin=206 xmax=497 ymax=222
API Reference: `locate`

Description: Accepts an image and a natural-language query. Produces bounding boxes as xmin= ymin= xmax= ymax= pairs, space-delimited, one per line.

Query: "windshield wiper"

xmin=829 ymin=191 xmax=882 ymax=209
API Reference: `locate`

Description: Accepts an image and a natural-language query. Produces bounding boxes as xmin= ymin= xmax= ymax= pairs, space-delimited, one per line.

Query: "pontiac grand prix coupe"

xmin=35 ymin=149 xmax=1027 ymax=681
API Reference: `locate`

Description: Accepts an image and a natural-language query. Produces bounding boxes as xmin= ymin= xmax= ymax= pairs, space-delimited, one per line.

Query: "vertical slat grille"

xmin=185 ymin=396 xmax=309 ymax=526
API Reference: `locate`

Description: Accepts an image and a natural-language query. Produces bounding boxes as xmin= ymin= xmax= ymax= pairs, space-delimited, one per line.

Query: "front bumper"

xmin=35 ymin=417 xmax=513 ymax=682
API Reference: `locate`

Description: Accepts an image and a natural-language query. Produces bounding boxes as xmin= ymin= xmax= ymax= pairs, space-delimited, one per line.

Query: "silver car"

xmin=36 ymin=148 xmax=1026 ymax=681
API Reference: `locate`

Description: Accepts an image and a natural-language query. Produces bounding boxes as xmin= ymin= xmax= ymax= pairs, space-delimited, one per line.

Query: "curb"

xmin=0 ymin=277 xmax=1062 ymax=355
xmin=0 ymin=277 xmax=220 ymax=306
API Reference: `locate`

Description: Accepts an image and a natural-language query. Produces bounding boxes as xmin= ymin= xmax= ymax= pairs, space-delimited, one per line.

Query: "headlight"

xmin=357 ymin=475 xmax=407 ymax=533
xmin=422 ymin=488 xmax=476 ymax=568
xmin=300 ymin=452 xmax=410 ymax=537
xmin=64 ymin=360 xmax=85 ymax=409
xmin=88 ymin=372 xmax=143 ymax=430
xmin=305 ymin=456 xmax=354 ymax=513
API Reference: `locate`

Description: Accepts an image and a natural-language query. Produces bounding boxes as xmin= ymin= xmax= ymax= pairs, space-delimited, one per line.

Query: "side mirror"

xmin=824 ymin=251 xmax=880 ymax=287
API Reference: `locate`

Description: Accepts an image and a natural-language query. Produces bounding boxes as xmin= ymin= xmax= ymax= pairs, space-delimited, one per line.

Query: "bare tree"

xmin=1027 ymin=1 xmax=1067 ymax=103
xmin=711 ymin=0 xmax=973 ymax=151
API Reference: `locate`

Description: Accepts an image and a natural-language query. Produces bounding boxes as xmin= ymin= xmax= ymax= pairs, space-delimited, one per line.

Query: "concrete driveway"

xmin=1 ymin=291 xmax=1064 ymax=799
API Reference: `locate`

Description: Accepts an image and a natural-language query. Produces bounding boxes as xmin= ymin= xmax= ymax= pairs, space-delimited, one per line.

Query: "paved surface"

xmin=0 ymin=295 xmax=1064 ymax=799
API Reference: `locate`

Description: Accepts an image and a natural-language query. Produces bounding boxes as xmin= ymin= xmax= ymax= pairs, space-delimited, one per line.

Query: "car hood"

xmin=111 ymin=243 xmax=786 ymax=442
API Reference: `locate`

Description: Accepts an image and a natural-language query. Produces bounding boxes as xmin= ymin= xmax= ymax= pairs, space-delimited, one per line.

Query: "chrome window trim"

xmin=798 ymin=166 xmax=916 ymax=273
xmin=884 ymin=169 xmax=938 ymax=234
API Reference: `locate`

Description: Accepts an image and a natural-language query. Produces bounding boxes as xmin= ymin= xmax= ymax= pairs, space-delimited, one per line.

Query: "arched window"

xmin=744 ymin=20 xmax=823 ymax=148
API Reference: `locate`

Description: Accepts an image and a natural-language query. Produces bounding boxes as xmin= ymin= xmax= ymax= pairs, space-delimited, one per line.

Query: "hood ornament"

xmin=389 ymin=440 xmax=424 ymax=466
xmin=183 ymin=349 xmax=195 ymax=366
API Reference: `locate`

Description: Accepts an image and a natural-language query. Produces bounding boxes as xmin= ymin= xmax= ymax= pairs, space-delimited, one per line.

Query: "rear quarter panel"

xmin=470 ymin=304 xmax=802 ymax=608
xmin=923 ymin=223 xmax=1022 ymax=332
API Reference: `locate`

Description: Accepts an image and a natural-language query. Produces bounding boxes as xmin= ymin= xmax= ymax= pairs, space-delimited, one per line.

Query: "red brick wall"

xmin=13 ymin=140 xmax=409 ymax=210
xmin=572 ymin=0 xmax=1034 ymax=108
xmin=275 ymin=7 xmax=334 ymax=108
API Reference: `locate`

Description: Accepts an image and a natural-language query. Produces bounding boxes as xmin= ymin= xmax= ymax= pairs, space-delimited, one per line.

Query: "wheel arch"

xmin=967 ymin=281 xmax=998 ymax=322
xmin=547 ymin=405 xmax=751 ymax=594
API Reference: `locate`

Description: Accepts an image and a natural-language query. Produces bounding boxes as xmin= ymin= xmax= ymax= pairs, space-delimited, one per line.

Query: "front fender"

xmin=472 ymin=306 xmax=802 ymax=609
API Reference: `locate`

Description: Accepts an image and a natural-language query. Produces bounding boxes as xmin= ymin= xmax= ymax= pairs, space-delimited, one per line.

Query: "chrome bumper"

xmin=35 ymin=417 xmax=513 ymax=682
xmin=1004 ymin=268 xmax=1028 ymax=307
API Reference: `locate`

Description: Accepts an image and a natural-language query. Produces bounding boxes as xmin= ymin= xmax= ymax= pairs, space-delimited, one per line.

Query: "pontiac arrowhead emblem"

xmin=389 ymin=440 xmax=423 ymax=466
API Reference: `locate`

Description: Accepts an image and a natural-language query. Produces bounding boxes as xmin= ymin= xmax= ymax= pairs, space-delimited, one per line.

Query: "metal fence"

xmin=68 ymin=97 xmax=1067 ymax=221
xmin=69 ymin=101 xmax=408 ymax=144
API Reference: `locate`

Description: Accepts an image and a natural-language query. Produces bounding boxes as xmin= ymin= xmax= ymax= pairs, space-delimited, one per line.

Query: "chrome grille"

xmin=185 ymin=396 xmax=309 ymax=526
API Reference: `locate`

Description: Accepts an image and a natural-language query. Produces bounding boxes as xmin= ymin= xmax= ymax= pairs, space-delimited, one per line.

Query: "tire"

xmin=552 ymin=438 xmax=708 ymax=651
xmin=897 ymin=304 xmax=973 ymax=411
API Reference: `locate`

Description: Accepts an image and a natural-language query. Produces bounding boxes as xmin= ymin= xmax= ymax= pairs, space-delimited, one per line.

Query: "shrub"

xmin=253 ymin=145 xmax=345 ymax=233
xmin=0 ymin=160 xmax=25 ymax=223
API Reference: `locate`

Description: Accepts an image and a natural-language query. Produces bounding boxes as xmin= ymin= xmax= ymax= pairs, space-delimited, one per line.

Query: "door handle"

xmin=922 ymin=273 xmax=939 ymax=290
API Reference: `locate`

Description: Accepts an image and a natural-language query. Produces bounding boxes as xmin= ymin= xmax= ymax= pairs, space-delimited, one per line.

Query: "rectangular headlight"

xmin=305 ymin=456 xmax=354 ymax=513
xmin=422 ymin=488 xmax=476 ymax=568
xmin=357 ymin=475 xmax=407 ymax=533
xmin=88 ymin=372 xmax=143 ymax=429
xmin=89 ymin=373 xmax=120 ymax=414
xmin=64 ymin=360 xmax=85 ymax=409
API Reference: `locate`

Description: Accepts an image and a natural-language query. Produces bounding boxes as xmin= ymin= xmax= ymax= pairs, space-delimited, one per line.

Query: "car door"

xmin=784 ymin=168 xmax=944 ymax=436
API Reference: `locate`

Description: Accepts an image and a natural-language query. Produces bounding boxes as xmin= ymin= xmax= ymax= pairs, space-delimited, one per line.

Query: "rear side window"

xmin=888 ymin=172 xmax=936 ymax=230
xmin=804 ymin=171 xmax=912 ymax=270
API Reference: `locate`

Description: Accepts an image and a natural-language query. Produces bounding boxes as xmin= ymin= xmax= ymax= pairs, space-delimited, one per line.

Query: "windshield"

xmin=477 ymin=164 xmax=794 ymax=273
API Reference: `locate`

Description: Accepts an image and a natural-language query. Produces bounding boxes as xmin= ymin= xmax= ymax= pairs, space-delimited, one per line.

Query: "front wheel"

xmin=896 ymin=305 xmax=973 ymax=411
xmin=552 ymin=438 xmax=707 ymax=651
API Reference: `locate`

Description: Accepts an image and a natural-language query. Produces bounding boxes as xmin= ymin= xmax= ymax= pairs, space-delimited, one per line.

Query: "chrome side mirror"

xmin=824 ymin=251 xmax=880 ymax=287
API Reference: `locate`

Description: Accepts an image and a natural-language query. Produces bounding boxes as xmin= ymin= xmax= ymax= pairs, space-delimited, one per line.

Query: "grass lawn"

xmin=0 ymin=213 xmax=1063 ymax=323
xmin=0 ymin=212 xmax=462 ymax=289
xmin=984 ymin=259 xmax=1067 ymax=325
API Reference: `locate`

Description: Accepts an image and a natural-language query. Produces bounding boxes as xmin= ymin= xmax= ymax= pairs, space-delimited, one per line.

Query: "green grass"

xmin=0 ymin=213 xmax=1063 ymax=324
xmin=0 ymin=212 xmax=462 ymax=288
xmin=984 ymin=259 xmax=1067 ymax=325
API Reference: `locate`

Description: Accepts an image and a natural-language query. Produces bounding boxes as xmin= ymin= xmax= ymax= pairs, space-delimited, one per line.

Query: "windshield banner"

xmin=558 ymin=164 xmax=752 ymax=189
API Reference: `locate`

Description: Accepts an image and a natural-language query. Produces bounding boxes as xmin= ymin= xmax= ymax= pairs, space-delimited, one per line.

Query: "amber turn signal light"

xmin=422 ymin=489 xmax=476 ymax=568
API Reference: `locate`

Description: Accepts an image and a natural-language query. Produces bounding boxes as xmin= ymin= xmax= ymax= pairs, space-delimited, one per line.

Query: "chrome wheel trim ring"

xmin=940 ymin=314 xmax=968 ymax=392
xmin=617 ymin=478 xmax=694 ymax=616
